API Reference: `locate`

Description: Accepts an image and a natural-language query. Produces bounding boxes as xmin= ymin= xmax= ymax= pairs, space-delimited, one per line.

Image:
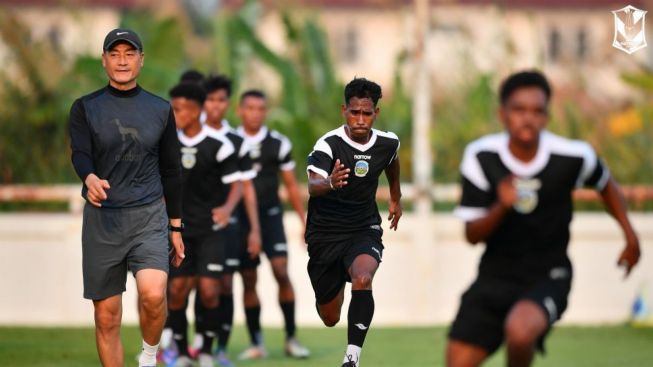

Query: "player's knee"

xmin=199 ymin=288 xmax=219 ymax=308
xmin=140 ymin=289 xmax=166 ymax=312
xmin=351 ymin=273 xmax=373 ymax=290
xmin=321 ymin=313 xmax=340 ymax=327
xmin=94 ymin=308 xmax=121 ymax=331
xmin=504 ymin=320 xmax=537 ymax=349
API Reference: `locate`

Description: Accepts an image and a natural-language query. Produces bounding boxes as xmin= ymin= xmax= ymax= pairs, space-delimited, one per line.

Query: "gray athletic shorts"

xmin=82 ymin=199 xmax=169 ymax=300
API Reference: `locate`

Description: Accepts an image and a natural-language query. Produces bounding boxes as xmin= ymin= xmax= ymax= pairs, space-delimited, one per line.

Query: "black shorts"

xmin=240 ymin=205 xmax=287 ymax=269
xmin=169 ymin=230 xmax=226 ymax=279
xmin=306 ymin=229 xmax=384 ymax=305
xmin=82 ymin=200 xmax=169 ymax=300
xmin=223 ymin=216 xmax=246 ymax=273
xmin=448 ymin=265 xmax=572 ymax=354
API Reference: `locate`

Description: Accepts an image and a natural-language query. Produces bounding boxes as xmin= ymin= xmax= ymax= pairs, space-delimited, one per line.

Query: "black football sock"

xmin=244 ymin=305 xmax=262 ymax=345
xmin=168 ymin=308 xmax=189 ymax=356
xmin=280 ymin=301 xmax=296 ymax=340
xmin=217 ymin=294 xmax=234 ymax=352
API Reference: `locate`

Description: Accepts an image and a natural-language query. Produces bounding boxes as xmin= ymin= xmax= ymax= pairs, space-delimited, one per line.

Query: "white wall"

xmin=0 ymin=212 xmax=651 ymax=327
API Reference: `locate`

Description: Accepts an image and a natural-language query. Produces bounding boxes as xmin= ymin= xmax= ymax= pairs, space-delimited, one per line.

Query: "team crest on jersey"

xmin=513 ymin=177 xmax=541 ymax=214
xmin=249 ymin=144 xmax=261 ymax=159
xmin=354 ymin=160 xmax=369 ymax=177
xmin=181 ymin=147 xmax=197 ymax=169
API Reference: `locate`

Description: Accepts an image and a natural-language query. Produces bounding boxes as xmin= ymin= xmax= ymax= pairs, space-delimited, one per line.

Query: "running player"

xmin=236 ymin=90 xmax=310 ymax=359
xmin=447 ymin=70 xmax=641 ymax=367
xmin=167 ymin=82 xmax=242 ymax=367
xmin=306 ymin=77 xmax=402 ymax=367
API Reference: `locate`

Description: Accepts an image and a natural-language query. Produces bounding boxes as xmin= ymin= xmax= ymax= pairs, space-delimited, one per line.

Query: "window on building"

xmin=577 ymin=28 xmax=587 ymax=61
xmin=338 ymin=26 xmax=358 ymax=64
xmin=549 ymin=28 xmax=561 ymax=62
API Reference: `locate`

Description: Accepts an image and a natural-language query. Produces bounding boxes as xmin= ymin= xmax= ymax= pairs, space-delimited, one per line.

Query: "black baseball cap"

xmin=103 ymin=28 xmax=143 ymax=52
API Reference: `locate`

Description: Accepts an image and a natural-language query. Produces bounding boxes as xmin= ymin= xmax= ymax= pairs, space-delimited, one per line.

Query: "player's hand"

xmin=247 ymin=230 xmax=262 ymax=259
xmin=169 ymin=231 xmax=185 ymax=268
xmin=388 ymin=199 xmax=402 ymax=231
xmin=617 ymin=235 xmax=641 ymax=278
xmin=328 ymin=159 xmax=350 ymax=190
xmin=84 ymin=174 xmax=110 ymax=207
xmin=211 ymin=206 xmax=231 ymax=228
xmin=497 ymin=175 xmax=518 ymax=210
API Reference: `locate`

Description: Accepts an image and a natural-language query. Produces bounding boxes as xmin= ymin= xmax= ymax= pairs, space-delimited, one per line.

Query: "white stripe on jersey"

xmin=222 ymin=171 xmax=241 ymax=184
xmin=215 ymin=136 xmax=236 ymax=162
xmin=460 ymin=135 xmax=496 ymax=192
xmin=240 ymin=169 xmax=257 ymax=181
xmin=453 ymin=206 xmax=489 ymax=222
xmin=311 ymin=135 xmax=335 ymax=158
xmin=307 ymin=164 xmax=329 ymax=178
xmin=270 ymin=130 xmax=293 ymax=161
xmin=280 ymin=161 xmax=296 ymax=171
xmin=177 ymin=128 xmax=209 ymax=147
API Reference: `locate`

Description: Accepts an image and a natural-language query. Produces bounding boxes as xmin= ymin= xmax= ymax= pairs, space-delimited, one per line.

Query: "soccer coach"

xmin=68 ymin=29 xmax=185 ymax=367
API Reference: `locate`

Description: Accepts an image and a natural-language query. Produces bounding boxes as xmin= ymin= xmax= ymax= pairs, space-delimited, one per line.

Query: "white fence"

xmin=1 ymin=211 xmax=652 ymax=327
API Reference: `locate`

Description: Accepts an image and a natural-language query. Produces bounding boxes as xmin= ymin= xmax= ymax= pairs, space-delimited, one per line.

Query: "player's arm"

xmin=281 ymin=168 xmax=306 ymax=226
xmin=69 ymin=99 xmax=110 ymax=207
xmin=599 ymin=177 xmax=640 ymax=276
xmin=308 ymin=158 xmax=350 ymax=197
xmin=159 ymin=108 xmax=185 ymax=267
xmin=212 ymin=143 xmax=243 ymax=227
xmin=242 ymin=179 xmax=262 ymax=258
xmin=384 ymin=156 xmax=402 ymax=231
xmin=464 ymin=175 xmax=516 ymax=245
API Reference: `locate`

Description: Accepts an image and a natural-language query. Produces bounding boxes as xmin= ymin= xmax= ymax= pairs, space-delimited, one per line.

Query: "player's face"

xmin=238 ymin=96 xmax=267 ymax=131
xmin=171 ymin=97 xmax=202 ymax=131
xmin=342 ymin=97 xmax=379 ymax=142
xmin=204 ymin=89 xmax=230 ymax=123
xmin=500 ymin=87 xmax=548 ymax=147
xmin=102 ymin=43 xmax=143 ymax=89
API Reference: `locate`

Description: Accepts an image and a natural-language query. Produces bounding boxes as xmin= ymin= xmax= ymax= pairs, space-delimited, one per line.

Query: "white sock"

xmin=343 ymin=345 xmax=362 ymax=366
xmin=191 ymin=332 xmax=204 ymax=350
xmin=138 ymin=340 xmax=159 ymax=367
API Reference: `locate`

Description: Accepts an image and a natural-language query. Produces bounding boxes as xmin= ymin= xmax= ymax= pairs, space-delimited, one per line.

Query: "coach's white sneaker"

xmin=285 ymin=338 xmax=310 ymax=358
xmin=198 ymin=353 xmax=215 ymax=367
xmin=237 ymin=344 xmax=268 ymax=360
xmin=174 ymin=355 xmax=194 ymax=367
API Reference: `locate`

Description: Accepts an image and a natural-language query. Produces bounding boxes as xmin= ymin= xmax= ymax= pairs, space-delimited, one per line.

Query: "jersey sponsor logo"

xmin=225 ymin=258 xmax=240 ymax=267
xmin=354 ymin=154 xmax=371 ymax=160
xmin=513 ymin=177 xmax=541 ymax=214
xmin=354 ymin=160 xmax=369 ymax=177
xmin=549 ymin=267 xmax=570 ymax=280
xmin=207 ymin=263 xmax=224 ymax=272
xmin=181 ymin=147 xmax=197 ymax=169
xmin=274 ymin=243 xmax=287 ymax=252
xmin=543 ymin=296 xmax=558 ymax=323
xmin=355 ymin=323 xmax=368 ymax=330
xmin=371 ymin=246 xmax=382 ymax=259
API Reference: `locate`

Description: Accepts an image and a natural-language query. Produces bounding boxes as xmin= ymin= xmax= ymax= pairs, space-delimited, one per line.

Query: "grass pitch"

xmin=0 ymin=325 xmax=651 ymax=366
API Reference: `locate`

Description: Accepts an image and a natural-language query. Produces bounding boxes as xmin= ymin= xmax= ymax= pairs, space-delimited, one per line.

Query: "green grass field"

xmin=1 ymin=325 xmax=652 ymax=366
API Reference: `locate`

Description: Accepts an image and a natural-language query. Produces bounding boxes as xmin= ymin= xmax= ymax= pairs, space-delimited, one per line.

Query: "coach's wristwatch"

xmin=168 ymin=223 xmax=185 ymax=233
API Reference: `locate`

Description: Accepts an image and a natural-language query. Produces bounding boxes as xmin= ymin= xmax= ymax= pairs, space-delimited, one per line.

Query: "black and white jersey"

xmin=206 ymin=120 xmax=257 ymax=181
xmin=237 ymin=126 xmax=295 ymax=208
xmin=454 ymin=131 xmax=610 ymax=275
xmin=178 ymin=126 xmax=240 ymax=236
xmin=305 ymin=126 xmax=400 ymax=239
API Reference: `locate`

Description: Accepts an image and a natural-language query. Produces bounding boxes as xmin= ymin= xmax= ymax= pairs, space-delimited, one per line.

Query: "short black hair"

xmin=499 ymin=70 xmax=551 ymax=105
xmin=204 ymin=74 xmax=233 ymax=97
xmin=169 ymin=82 xmax=206 ymax=106
xmin=240 ymin=89 xmax=266 ymax=104
xmin=344 ymin=77 xmax=382 ymax=106
xmin=179 ymin=69 xmax=205 ymax=84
